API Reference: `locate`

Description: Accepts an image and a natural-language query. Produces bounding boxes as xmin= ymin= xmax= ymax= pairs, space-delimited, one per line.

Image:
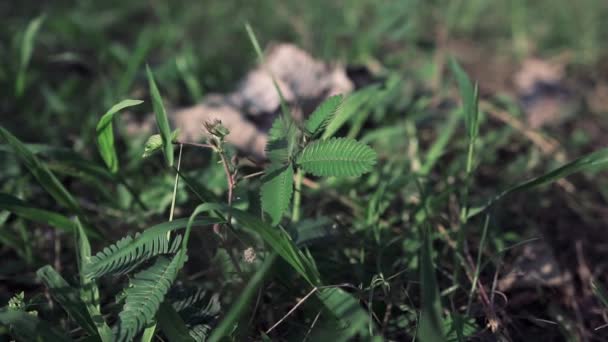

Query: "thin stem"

xmin=240 ymin=170 xmax=265 ymax=181
xmin=266 ymin=286 xmax=318 ymax=334
xmin=456 ymin=127 xmax=477 ymax=273
xmin=292 ymin=168 xmax=303 ymax=222
xmin=218 ymin=149 xmax=235 ymax=215
xmin=459 ymin=137 xmax=476 ymax=225
xmin=303 ymin=310 xmax=322 ymax=342
xmin=173 ymin=140 xmax=214 ymax=149
xmin=169 ymin=144 xmax=183 ymax=223
xmin=214 ymin=145 xmax=244 ymax=276
xmin=466 ymin=213 xmax=490 ymax=315
xmin=147 ymin=143 xmax=183 ymax=342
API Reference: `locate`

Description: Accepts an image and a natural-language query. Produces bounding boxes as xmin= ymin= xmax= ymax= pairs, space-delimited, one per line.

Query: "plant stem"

xmin=147 ymin=144 xmax=183 ymax=342
xmin=169 ymin=144 xmax=183 ymax=223
xmin=173 ymin=140 xmax=214 ymax=149
xmin=166 ymin=144 xmax=183 ymax=240
xmin=240 ymin=170 xmax=265 ymax=181
xmin=458 ymin=132 xmax=476 ymax=250
xmin=215 ymin=146 xmax=244 ymax=276
xmin=218 ymin=149 xmax=235 ymax=218
xmin=466 ymin=213 xmax=490 ymax=315
xmin=292 ymin=168 xmax=303 ymax=223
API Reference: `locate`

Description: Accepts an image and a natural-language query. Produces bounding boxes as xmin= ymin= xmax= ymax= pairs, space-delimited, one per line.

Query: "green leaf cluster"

xmin=260 ymin=95 xmax=378 ymax=226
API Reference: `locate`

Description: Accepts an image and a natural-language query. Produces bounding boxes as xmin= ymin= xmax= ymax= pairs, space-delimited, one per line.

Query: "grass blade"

xmin=0 ymin=193 xmax=78 ymax=234
xmin=75 ymin=219 xmax=112 ymax=342
xmin=322 ymin=85 xmax=380 ymax=139
xmin=246 ymin=23 xmax=299 ymax=165
xmin=36 ymin=265 xmax=98 ymax=337
xmin=449 ymin=57 xmax=479 ymax=139
xmin=420 ymin=109 xmax=461 ymax=175
xmin=245 ymin=23 xmax=293 ymax=123
xmin=288 ymin=217 xmax=334 ymax=246
xmin=0 ymin=126 xmax=81 ymax=214
xmin=470 ymin=147 xmax=608 ymax=218
xmin=592 ymin=281 xmax=608 ymax=310
xmin=186 ymin=203 xmax=320 ymax=286
xmin=156 ymin=302 xmax=196 ymax=342
xmin=208 ymin=253 xmax=277 ymax=342
xmin=96 ymin=99 xmax=143 ymax=173
xmin=418 ymin=222 xmax=445 ymax=342
xmin=16 ymin=15 xmax=45 ymax=97
xmin=192 ymin=205 xmax=370 ymax=340
xmin=312 ymin=288 xmax=374 ymax=341
xmin=146 ymin=65 xmax=174 ymax=167
xmin=117 ymin=29 xmax=154 ymax=96
xmin=176 ymin=47 xmax=204 ymax=102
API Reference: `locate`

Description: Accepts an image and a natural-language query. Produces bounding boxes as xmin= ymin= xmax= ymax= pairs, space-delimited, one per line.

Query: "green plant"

xmin=0 ymin=45 xmax=378 ymax=339
xmin=4 ymin=5 xmax=608 ymax=340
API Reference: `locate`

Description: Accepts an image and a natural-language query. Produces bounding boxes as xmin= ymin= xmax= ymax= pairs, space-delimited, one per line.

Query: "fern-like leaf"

xmin=168 ymin=286 xmax=220 ymax=341
xmin=84 ymin=218 xmax=219 ymax=279
xmin=115 ymin=255 xmax=185 ymax=342
xmin=86 ymin=233 xmax=181 ymax=279
xmin=266 ymin=115 xmax=298 ymax=164
xmin=296 ymin=138 xmax=377 ymax=177
xmin=189 ymin=325 xmax=213 ymax=342
xmin=170 ymin=287 xmax=220 ymax=320
xmin=261 ymin=164 xmax=294 ymax=226
xmin=304 ymin=95 xmax=343 ymax=136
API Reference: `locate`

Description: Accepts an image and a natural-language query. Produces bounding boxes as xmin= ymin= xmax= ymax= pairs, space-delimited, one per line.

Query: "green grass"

xmin=2 ymin=1 xmax=608 ymax=341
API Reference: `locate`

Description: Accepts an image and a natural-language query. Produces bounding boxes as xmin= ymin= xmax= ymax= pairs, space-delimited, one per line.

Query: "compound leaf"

xmin=266 ymin=115 xmax=297 ymax=165
xmin=305 ymin=95 xmax=343 ymax=136
xmin=115 ymin=255 xmax=185 ymax=342
xmin=84 ymin=217 xmax=219 ymax=279
xmin=297 ymin=138 xmax=376 ymax=177
xmin=261 ymin=164 xmax=294 ymax=226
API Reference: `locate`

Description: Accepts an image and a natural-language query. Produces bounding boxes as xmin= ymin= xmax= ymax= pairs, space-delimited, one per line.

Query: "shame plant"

xmin=261 ymin=94 xmax=377 ymax=225
xmin=0 ymin=23 xmax=382 ymax=342
xmin=0 ymin=70 xmax=378 ymax=341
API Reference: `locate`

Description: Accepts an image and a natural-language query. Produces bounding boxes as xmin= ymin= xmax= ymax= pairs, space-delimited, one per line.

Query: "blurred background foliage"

xmin=2 ymin=0 xmax=607 ymax=142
